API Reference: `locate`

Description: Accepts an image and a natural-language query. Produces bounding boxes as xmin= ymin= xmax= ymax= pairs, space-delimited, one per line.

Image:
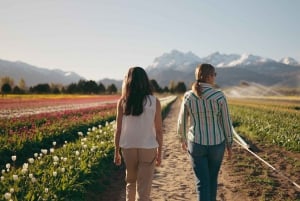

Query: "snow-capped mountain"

xmin=146 ymin=50 xmax=300 ymax=88
xmin=148 ymin=50 xmax=202 ymax=71
xmin=217 ymin=53 xmax=274 ymax=67
xmin=202 ymin=52 xmax=240 ymax=67
xmin=147 ymin=50 xmax=298 ymax=70
xmin=279 ymin=57 xmax=299 ymax=66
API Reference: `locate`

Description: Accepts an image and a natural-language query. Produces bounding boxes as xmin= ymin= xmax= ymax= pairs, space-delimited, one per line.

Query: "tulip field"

xmin=228 ymin=96 xmax=300 ymax=152
xmin=0 ymin=95 xmax=177 ymax=201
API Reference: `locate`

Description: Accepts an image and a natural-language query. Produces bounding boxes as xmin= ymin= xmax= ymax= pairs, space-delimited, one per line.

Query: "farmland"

xmin=227 ymin=96 xmax=300 ymax=200
xmin=93 ymin=95 xmax=300 ymax=201
xmin=0 ymin=94 xmax=299 ymax=200
xmin=0 ymin=94 xmax=177 ymax=200
xmin=228 ymin=96 xmax=300 ymax=152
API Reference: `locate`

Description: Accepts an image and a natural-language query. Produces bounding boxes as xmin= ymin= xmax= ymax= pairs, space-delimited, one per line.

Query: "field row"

xmin=228 ymin=97 xmax=300 ymax=152
xmin=0 ymin=95 xmax=120 ymax=118
xmin=0 ymin=95 xmax=177 ymax=200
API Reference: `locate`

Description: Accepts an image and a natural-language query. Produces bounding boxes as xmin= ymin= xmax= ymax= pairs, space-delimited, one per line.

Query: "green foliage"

xmin=229 ymin=98 xmax=300 ymax=152
xmin=0 ymin=95 xmax=177 ymax=200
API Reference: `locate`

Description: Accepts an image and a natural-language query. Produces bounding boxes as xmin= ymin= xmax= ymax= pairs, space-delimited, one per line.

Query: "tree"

xmin=66 ymin=83 xmax=78 ymax=94
xmin=150 ymin=79 xmax=162 ymax=93
xmin=174 ymin=81 xmax=187 ymax=93
xmin=77 ymin=79 xmax=86 ymax=93
xmin=98 ymin=82 xmax=106 ymax=94
xmin=106 ymin=84 xmax=117 ymax=94
xmin=52 ymin=87 xmax=61 ymax=94
xmin=30 ymin=83 xmax=51 ymax=94
xmin=84 ymin=80 xmax=99 ymax=94
xmin=162 ymin=86 xmax=169 ymax=93
xmin=1 ymin=83 xmax=12 ymax=94
xmin=12 ymin=86 xmax=25 ymax=94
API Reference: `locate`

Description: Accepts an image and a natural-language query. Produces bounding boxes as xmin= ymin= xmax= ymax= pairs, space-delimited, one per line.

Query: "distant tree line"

xmin=0 ymin=76 xmax=188 ymax=95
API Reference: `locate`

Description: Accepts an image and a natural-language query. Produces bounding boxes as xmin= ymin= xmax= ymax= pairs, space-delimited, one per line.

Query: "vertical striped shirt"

xmin=177 ymin=83 xmax=233 ymax=147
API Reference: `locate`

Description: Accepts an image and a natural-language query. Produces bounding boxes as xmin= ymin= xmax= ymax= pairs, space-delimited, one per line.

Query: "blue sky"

xmin=0 ymin=0 xmax=299 ymax=80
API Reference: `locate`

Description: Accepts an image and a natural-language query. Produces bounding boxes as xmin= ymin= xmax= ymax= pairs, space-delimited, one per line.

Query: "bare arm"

xmin=155 ymin=98 xmax=163 ymax=166
xmin=114 ymin=99 xmax=123 ymax=165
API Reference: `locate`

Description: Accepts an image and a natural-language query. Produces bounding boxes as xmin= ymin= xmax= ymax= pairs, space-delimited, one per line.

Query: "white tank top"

xmin=119 ymin=95 xmax=158 ymax=149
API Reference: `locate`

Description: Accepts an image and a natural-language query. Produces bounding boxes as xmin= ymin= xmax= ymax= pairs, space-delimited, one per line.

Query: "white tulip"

xmin=53 ymin=171 xmax=57 ymax=177
xmin=21 ymin=168 xmax=28 ymax=174
xmin=53 ymin=156 xmax=59 ymax=162
xmin=11 ymin=156 xmax=16 ymax=161
xmin=31 ymin=177 xmax=36 ymax=183
xmin=28 ymin=158 xmax=34 ymax=164
xmin=41 ymin=149 xmax=48 ymax=155
xmin=52 ymin=141 xmax=56 ymax=146
xmin=5 ymin=163 xmax=10 ymax=169
xmin=12 ymin=175 xmax=18 ymax=181
xmin=23 ymin=163 xmax=28 ymax=169
xmin=4 ymin=192 xmax=11 ymax=200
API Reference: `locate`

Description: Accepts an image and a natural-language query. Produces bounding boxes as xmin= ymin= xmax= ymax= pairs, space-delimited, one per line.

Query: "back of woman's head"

xmin=192 ymin=63 xmax=215 ymax=97
xmin=123 ymin=66 xmax=153 ymax=115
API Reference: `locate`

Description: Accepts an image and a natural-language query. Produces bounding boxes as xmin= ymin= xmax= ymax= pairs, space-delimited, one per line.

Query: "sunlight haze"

xmin=0 ymin=0 xmax=299 ymax=80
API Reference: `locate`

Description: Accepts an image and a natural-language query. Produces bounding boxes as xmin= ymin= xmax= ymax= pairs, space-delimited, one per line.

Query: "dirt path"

xmin=149 ymin=99 xmax=247 ymax=201
xmin=89 ymin=98 xmax=300 ymax=201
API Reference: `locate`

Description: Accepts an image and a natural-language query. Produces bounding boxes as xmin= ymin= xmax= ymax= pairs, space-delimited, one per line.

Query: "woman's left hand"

xmin=156 ymin=151 xmax=162 ymax=166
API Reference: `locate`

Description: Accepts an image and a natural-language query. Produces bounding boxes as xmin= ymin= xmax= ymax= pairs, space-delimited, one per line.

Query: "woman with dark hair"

xmin=114 ymin=66 xmax=163 ymax=201
xmin=177 ymin=63 xmax=233 ymax=201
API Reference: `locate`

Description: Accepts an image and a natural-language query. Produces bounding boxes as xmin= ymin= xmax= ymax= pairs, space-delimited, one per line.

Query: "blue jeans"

xmin=188 ymin=141 xmax=225 ymax=201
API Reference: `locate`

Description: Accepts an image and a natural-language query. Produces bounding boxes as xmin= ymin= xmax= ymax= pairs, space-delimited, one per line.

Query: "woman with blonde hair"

xmin=177 ymin=63 xmax=233 ymax=201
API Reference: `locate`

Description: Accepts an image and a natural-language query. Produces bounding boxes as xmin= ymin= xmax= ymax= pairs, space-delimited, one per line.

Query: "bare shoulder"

xmin=117 ymin=98 xmax=125 ymax=109
xmin=155 ymin=97 xmax=161 ymax=109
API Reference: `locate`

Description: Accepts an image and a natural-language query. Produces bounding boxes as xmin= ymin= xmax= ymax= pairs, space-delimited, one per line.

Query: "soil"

xmin=87 ymin=98 xmax=300 ymax=201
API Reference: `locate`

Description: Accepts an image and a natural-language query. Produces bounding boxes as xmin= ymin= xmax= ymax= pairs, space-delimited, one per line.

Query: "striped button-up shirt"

xmin=177 ymin=83 xmax=233 ymax=147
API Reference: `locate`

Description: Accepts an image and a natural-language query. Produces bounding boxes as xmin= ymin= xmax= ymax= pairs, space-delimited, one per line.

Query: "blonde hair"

xmin=192 ymin=63 xmax=215 ymax=97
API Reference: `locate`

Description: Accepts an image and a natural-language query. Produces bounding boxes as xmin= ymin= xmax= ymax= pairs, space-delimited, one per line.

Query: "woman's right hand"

xmin=114 ymin=151 xmax=121 ymax=166
xmin=181 ymin=141 xmax=187 ymax=151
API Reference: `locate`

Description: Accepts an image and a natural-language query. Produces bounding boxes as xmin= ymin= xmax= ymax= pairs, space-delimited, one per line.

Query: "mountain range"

xmin=146 ymin=50 xmax=300 ymax=88
xmin=1 ymin=50 xmax=300 ymax=89
xmin=0 ymin=59 xmax=84 ymax=86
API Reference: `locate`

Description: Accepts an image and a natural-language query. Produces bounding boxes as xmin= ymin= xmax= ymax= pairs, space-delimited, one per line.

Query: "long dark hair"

xmin=123 ymin=66 xmax=153 ymax=116
xmin=192 ymin=63 xmax=215 ymax=97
